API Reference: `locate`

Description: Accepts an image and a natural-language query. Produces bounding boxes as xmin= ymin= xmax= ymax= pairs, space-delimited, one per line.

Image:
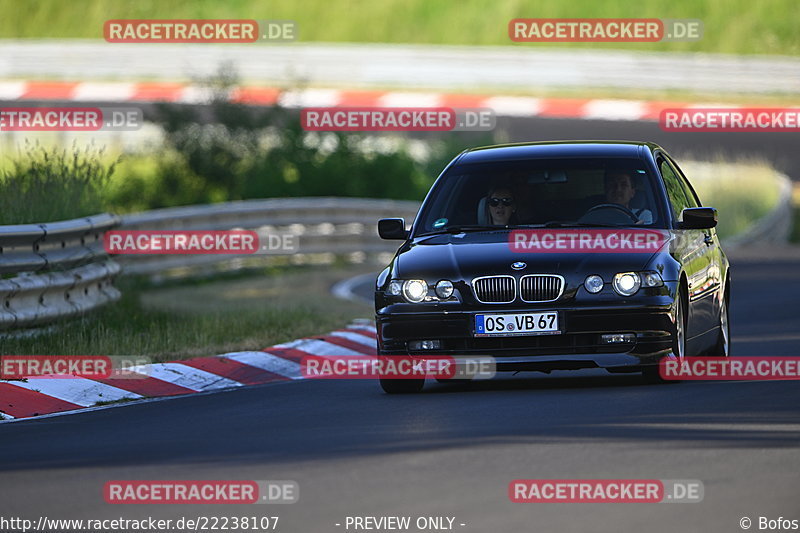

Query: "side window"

xmin=667 ymin=156 xmax=701 ymax=208
xmin=659 ymin=158 xmax=690 ymax=220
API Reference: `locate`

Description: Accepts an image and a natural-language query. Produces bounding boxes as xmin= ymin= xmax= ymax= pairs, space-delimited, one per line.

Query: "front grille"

xmin=472 ymin=275 xmax=516 ymax=303
xmin=520 ymin=274 xmax=564 ymax=302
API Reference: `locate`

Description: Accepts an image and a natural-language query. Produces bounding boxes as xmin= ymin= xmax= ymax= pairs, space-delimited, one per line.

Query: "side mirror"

xmin=680 ymin=207 xmax=717 ymax=229
xmin=378 ymin=218 xmax=409 ymax=240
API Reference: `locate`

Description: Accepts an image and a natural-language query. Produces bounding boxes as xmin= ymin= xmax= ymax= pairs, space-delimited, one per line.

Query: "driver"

xmin=603 ymin=170 xmax=653 ymax=224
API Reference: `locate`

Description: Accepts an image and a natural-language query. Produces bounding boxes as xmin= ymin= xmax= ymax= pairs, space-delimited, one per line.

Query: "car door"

xmin=656 ymin=154 xmax=714 ymax=346
xmin=668 ymin=154 xmax=724 ymax=338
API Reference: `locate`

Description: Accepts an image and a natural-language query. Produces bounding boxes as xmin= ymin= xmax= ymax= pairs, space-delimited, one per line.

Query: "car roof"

xmin=456 ymin=141 xmax=660 ymax=164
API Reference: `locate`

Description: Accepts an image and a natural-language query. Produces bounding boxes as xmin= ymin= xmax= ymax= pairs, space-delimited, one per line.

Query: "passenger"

xmin=603 ymin=171 xmax=653 ymax=224
xmin=485 ymin=185 xmax=518 ymax=226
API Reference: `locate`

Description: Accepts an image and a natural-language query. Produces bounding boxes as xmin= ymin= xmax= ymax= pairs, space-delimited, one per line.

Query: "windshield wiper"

xmin=542 ymin=221 xmax=628 ymax=228
xmin=418 ymin=224 xmax=505 ymax=236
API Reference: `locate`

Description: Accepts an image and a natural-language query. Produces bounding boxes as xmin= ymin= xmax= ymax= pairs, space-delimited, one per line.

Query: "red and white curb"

xmin=0 ymin=322 xmax=378 ymax=422
xmin=0 ymin=80 xmax=723 ymax=122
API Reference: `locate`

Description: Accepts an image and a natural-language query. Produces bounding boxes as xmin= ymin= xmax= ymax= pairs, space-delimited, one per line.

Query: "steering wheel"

xmin=581 ymin=203 xmax=639 ymax=223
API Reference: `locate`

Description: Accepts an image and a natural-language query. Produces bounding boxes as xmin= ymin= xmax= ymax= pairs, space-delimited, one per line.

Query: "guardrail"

xmin=0 ymin=214 xmax=121 ymax=330
xmin=117 ymin=197 xmax=420 ymax=277
xmin=0 ymin=199 xmax=419 ymax=330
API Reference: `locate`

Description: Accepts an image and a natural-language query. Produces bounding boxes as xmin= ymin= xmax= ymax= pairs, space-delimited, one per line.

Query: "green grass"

xmin=681 ymin=159 xmax=782 ymax=239
xmin=0 ymin=265 xmax=373 ymax=361
xmin=0 ymin=0 xmax=798 ymax=55
xmin=0 ymin=143 xmax=117 ymax=225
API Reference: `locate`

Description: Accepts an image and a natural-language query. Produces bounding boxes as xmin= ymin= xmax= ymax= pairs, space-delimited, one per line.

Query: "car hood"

xmin=393 ymin=233 xmax=662 ymax=280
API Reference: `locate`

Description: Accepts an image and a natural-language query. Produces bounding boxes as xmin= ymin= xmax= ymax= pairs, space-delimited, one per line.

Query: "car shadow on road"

xmin=2 ymin=372 xmax=800 ymax=472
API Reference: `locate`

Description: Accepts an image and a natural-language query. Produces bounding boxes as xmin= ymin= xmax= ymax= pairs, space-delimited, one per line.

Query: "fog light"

xmin=408 ymin=340 xmax=442 ymax=350
xmin=435 ymin=279 xmax=454 ymax=299
xmin=584 ymin=274 xmax=604 ymax=294
xmin=600 ymin=333 xmax=636 ymax=344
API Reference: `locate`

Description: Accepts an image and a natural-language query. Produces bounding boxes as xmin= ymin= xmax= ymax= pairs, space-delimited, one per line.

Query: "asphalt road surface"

xmin=1 ymin=119 xmax=799 ymax=533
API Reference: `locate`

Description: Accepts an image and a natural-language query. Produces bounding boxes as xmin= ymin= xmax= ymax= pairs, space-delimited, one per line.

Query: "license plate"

xmin=474 ymin=312 xmax=560 ymax=337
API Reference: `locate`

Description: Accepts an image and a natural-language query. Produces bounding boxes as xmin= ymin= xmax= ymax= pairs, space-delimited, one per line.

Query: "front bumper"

xmin=376 ymin=293 xmax=677 ymax=372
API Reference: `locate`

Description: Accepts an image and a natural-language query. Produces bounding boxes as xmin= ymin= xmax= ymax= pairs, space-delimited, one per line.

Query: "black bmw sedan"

xmin=375 ymin=141 xmax=730 ymax=393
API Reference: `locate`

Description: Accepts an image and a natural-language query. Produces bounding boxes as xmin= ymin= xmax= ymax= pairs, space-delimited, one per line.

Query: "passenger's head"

xmin=486 ymin=184 xmax=516 ymax=225
xmin=604 ymin=170 xmax=637 ymax=207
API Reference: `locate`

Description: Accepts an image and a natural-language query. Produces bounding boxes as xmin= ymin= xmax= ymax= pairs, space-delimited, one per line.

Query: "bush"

xmin=102 ymin=67 xmax=493 ymax=209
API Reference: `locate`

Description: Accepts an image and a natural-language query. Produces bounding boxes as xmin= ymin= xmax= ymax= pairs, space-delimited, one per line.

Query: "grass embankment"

xmin=0 ymin=0 xmax=797 ymax=55
xmin=0 ymin=144 xmax=116 ymax=225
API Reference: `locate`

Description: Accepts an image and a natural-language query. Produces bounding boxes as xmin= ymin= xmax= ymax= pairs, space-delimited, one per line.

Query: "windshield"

xmin=415 ymin=157 xmax=664 ymax=235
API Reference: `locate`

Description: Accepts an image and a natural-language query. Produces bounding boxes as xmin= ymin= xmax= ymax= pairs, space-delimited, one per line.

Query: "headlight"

xmin=613 ymin=272 xmax=641 ymax=296
xmin=402 ymin=279 xmax=428 ymax=303
xmin=435 ymin=280 xmax=454 ymax=298
xmin=584 ymin=274 xmax=604 ymax=294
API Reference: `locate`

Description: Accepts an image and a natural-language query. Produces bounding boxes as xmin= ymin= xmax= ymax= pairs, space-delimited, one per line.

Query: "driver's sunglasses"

xmin=488 ymin=197 xmax=514 ymax=207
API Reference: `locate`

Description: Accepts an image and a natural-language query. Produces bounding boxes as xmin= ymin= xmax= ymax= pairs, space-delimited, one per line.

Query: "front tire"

xmin=708 ymin=294 xmax=730 ymax=357
xmin=643 ymin=288 xmax=686 ymax=384
xmin=380 ymin=378 xmax=425 ymax=394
